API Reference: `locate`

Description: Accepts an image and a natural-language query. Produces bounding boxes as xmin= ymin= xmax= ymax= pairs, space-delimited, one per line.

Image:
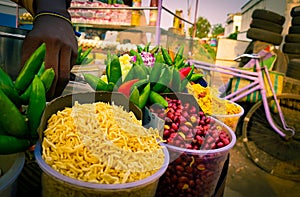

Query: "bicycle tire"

xmin=250 ymin=19 xmax=283 ymax=34
xmin=242 ymin=93 xmax=300 ymax=181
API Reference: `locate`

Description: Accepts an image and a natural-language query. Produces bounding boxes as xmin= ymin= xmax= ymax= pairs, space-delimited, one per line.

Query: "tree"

xmin=211 ymin=24 xmax=224 ymax=38
xmin=189 ymin=16 xmax=211 ymax=39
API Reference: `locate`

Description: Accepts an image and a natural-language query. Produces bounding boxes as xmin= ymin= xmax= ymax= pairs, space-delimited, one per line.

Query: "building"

xmin=224 ymin=12 xmax=242 ymax=37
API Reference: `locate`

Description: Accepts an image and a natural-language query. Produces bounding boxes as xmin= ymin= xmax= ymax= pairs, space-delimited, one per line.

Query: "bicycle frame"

xmin=189 ymin=56 xmax=295 ymax=139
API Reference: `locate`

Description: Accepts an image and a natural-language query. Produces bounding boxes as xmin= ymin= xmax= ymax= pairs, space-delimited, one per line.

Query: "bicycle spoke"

xmin=242 ymin=94 xmax=300 ymax=181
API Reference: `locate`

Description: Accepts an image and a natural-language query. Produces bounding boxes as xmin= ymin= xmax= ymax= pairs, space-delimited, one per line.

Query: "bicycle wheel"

xmin=242 ymin=93 xmax=300 ymax=181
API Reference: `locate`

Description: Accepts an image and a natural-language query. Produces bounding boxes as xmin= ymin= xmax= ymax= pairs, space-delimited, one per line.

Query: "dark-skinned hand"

xmin=20 ymin=0 xmax=77 ymax=100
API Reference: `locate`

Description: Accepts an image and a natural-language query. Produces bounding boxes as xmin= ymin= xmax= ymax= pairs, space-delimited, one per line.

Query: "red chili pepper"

xmin=118 ymin=79 xmax=139 ymax=97
xmin=179 ymin=67 xmax=192 ymax=80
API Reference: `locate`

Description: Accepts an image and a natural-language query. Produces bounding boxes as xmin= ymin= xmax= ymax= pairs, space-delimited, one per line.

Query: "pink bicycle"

xmin=189 ymin=54 xmax=300 ymax=181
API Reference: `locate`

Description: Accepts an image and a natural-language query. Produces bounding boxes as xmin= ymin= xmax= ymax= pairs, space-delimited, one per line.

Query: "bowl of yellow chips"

xmin=35 ymin=92 xmax=169 ymax=197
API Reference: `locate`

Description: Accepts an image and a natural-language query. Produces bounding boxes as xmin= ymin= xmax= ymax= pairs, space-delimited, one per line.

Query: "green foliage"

xmin=228 ymin=32 xmax=238 ymax=40
xmin=211 ymin=24 xmax=225 ymax=38
xmin=202 ymin=43 xmax=216 ymax=60
xmin=188 ymin=17 xmax=211 ymax=39
xmin=190 ymin=41 xmax=215 ymax=63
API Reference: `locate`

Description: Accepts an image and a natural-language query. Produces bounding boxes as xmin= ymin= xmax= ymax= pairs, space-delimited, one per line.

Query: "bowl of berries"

xmin=148 ymin=93 xmax=236 ymax=197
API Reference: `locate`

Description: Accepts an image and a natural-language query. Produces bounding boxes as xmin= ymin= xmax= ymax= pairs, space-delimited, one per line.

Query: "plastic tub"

xmin=155 ymin=117 xmax=236 ymax=197
xmin=34 ymin=141 xmax=169 ymax=197
xmin=213 ymin=100 xmax=244 ymax=132
xmin=0 ymin=153 xmax=25 ymax=197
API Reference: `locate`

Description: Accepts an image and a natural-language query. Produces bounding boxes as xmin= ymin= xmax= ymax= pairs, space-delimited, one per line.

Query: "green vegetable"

xmin=81 ymin=57 xmax=94 ymax=65
xmin=135 ymin=53 xmax=145 ymax=67
xmin=137 ymin=45 xmax=143 ymax=53
xmin=155 ymin=53 xmax=165 ymax=64
xmin=96 ymin=79 xmax=110 ymax=91
xmin=161 ymin=47 xmax=173 ymax=66
xmin=138 ymin=83 xmax=150 ymax=109
xmin=152 ymin=65 xmax=173 ymax=93
xmin=190 ymin=73 xmax=204 ymax=82
xmin=83 ymin=73 xmax=98 ymax=90
xmin=179 ymin=66 xmax=194 ymax=92
xmin=37 ymin=62 xmax=46 ymax=76
xmin=131 ymin=78 xmax=149 ymax=93
xmin=27 ymin=75 xmax=46 ymax=139
xmin=0 ymin=89 xmax=29 ymax=138
xmin=125 ymin=64 xmax=148 ymax=82
xmin=83 ymin=73 xmax=109 ymax=91
xmin=19 ymin=83 xmax=32 ymax=105
xmin=0 ymin=67 xmax=21 ymax=107
xmin=174 ymin=58 xmax=185 ymax=69
xmin=0 ymin=135 xmax=31 ymax=155
xmin=14 ymin=43 xmax=46 ymax=93
xmin=123 ymin=65 xmax=136 ymax=82
xmin=150 ymin=46 xmax=159 ymax=54
xmin=174 ymin=45 xmax=184 ymax=65
xmin=171 ymin=67 xmax=181 ymax=92
xmin=108 ymin=55 xmax=122 ymax=85
xmin=78 ymin=48 xmax=93 ymax=65
xmin=133 ymin=63 xmax=149 ymax=80
xmin=130 ymin=49 xmax=139 ymax=56
xmin=105 ymin=82 xmax=115 ymax=92
xmin=76 ymin=46 xmax=83 ymax=64
xmin=186 ymin=65 xmax=195 ymax=80
xmin=144 ymin=42 xmax=151 ymax=52
xmin=105 ymin=51 xmax=112 ymax=82
xmin=40 ymin=68 xmax=55 ymax=92
xmin=149 ymin=91 xmax=168 ymax=108
xmin=149 ymin=62 xmax=163 ymax=83
xmin=20 ymin=68 xmax=55 ymax=105
xmin=129 ymin=86 xmax=140 ymax=106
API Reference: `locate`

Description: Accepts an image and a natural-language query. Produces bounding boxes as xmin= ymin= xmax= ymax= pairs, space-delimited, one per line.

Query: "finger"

xmin=71 ymin=45 xmax=78 ymax=68
xmin=53 ymin=46 xmax=72 ymax=98
xmin=44 ymin=42 xmax=60 ymax=100
xmin=20 ymin=35 xmax=43 ymax=67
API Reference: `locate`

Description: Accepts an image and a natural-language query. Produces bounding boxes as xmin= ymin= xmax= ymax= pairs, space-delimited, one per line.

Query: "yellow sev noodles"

xmin=187 ymin=83 xmax=242 ymax=115
xmin=42 ymin=101 xmax=165 ymax=184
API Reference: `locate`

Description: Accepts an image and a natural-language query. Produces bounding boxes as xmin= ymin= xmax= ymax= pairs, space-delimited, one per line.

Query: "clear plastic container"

xmin=155 ymin=117 xmax=236 ymax=197
xmin=0 ymin=153 xmax=25 ymax=197
xmin=213 ymin=99 xmax=244 ymax=132
xmin=34 ymin=141 xmax=169 ymax=197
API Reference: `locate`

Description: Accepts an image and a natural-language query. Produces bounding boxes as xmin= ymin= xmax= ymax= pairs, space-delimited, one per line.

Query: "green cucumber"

xmin=0 ymin=135 xmax=31 ymax=154
xmin=129 ymin=86 xmax=140 ymax=106
xmin=0 ymin=89 xmax=29 ymax=138
xmin=27 ymin=75 xmax=46 ymax=139
xmin=0 ymin=67 xmax=21 ymax=107
xmin=138 ymin=83 xmax=150 ymax=109
xmin=149 ymin=91 xmax=168 ymax=108
xmin=14 ymin=43 xmax=46 ymax=93
xmin=161 ymin=47 xmax=173 ymax=66
xmin=40 ymin=68 xmax=55 ymax=92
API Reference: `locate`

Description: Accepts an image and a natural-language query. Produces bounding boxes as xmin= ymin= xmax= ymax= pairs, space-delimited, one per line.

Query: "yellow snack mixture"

xmin=188 ymin=83 xmax=243 ymax=131
xmin=42 ymin=101 xmax=165 ymax=184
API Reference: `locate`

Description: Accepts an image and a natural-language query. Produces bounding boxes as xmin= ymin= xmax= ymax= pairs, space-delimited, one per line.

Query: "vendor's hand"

xmin=20 ymin=0 xmax=77 ymax=100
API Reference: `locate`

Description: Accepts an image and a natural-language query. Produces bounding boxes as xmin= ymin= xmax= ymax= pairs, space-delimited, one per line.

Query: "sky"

xmin=142 ymin=0 xmax=249 ymax=29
